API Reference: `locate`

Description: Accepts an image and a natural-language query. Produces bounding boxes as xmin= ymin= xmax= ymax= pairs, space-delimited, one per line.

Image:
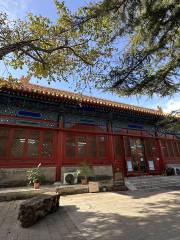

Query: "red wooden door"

xmin=112 ymin=135 xmax=125 ymax=179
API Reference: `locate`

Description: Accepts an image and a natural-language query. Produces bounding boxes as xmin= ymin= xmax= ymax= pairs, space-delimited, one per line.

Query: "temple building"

xmin=0 ymin=78 xmax=179 ymax=186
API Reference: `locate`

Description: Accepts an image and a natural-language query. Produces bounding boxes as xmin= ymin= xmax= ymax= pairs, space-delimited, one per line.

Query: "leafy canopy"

xmin=75 ymin=0 xmax=180 ymax=97
xmin=0 ymin=0 xmax=179 ymax=98
xmin=0 ymin=1 xmax=112 ymax=88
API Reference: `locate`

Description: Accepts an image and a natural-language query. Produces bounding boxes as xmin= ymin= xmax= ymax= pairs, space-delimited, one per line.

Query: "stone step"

xmin=128 ymin=180 xmax=180 ymax=184
xmin=133 ymin=178 xmax=180 ymax=181
xmin=113 ymin=181 xmax=125 ymax=186
xmin=125 ymin=176 xmax=180 ymax=191
xmin=136 ymin=184 xmax=180 ymax=189
xmin=130 ymin=180 xmax=180 ymax=184
xmin=127 ymin=176 xmax=180 ymax=180
xmin=133 ymin=182 xmax=180 ymax=187
xmin=113 ymin=179 xmax=127 ymax=191
xmin=113 ymin=185 xmax=128 ymax=191
xmin=134 ymin=181 xmax=180 ymax=186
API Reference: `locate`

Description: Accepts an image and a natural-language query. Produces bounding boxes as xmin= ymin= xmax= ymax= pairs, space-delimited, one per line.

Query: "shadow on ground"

xmin=118 ymin=187 xmax=180 ymax=199
xmin=64 ymin=190 xmax=180 ymax=240
xmin=1 ymin=190 xmax=180 ymax=240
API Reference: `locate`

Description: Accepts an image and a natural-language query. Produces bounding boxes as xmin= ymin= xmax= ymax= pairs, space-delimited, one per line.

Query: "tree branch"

xmin=0 ymin=39 xmax=39 ymax=59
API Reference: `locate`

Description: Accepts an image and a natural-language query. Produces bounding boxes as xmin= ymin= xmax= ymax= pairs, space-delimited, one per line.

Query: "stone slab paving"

xmin=1 ymin=190 xmax=180 ymax=240
xmin=62 ymin=190 xmax=180 ymax=240
xmin=0 ymin=200 xmax=85 ymax=240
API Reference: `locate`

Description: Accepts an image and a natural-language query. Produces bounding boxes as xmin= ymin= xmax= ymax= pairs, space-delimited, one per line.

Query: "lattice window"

xmin=27 ymin=130 xmax=40 ymax=158
xmin=0 ymin=128 xmax=9 ymax=158
xmin=113 ymin=136 xmax=123 ymax=159
xmin=161 ymin=140 xmax=169 ymax=158
xmin=77 ymin=135 xmax=87 ymax=157
xmin=173 ymin=141 xmax=179 ymax=157
xmin=129 ymin=138 xmax=137 ymax=159
xmin=167 ymin=140 xmax=174 ymax=157
xmin=66 ymin=134 xmax=76 ymax=158
xmin=87 ymin=135 xmax=97 ymax=158
xmin=11 ymin=129 xmax=26 ymax=158
xmin=65 ymin=133 xmax=107 ymax=160
xmin=178 ymin=142 xmax=180 ymax=156
xmin=124 ymin=137 xmax=131 ymax=157
xmin=112 ymin=120 xmax=128 ymax=133
xmin=99 ymin=136 xmax=107 ymax=158
xmin=112 ymin=123 xmax=122 ymax=133
xmin=145 ymin=139 xmax=157 ymax=157
xmin=42 ymin=131 xmax=54 ymax=159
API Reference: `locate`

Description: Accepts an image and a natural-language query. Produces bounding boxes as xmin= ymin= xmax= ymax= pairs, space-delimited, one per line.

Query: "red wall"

xmin=0 ymin=123 xmax=180 ymax=180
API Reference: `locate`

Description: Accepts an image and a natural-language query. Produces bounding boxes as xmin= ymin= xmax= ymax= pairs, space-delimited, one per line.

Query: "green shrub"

xmin=166 ymin=167 xmax=175 ymax=176
xmin=77 ymin=162 xmax=94 ymax=179
xmin=27 ymin=163 xmax=45 ymax=185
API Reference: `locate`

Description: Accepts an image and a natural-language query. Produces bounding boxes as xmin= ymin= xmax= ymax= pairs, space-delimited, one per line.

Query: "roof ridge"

xmin=0 ymin=78 xmax=165 ymax=116
xmin=27 ymin=82 xmax=160 ymax=113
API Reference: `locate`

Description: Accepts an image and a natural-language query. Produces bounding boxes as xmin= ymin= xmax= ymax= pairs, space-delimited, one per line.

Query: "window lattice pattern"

xmin=87 ymin=136 xmax=97 ymax=158
xmin=124 ymin=137 xmax=131 ymax=157
xmin=77 ymin=136 xmax=87 ymax=157
xmin=161 ymin=140 xmax=169 ymax=157
xmin=0 ymin=127 xmax=55 ymax=161
xmin=11 ymin=129 xmax=26 ymax=158
xmin=0 ymin=103 xmax=16 ymax=115
xmin=161 ymin=140 xmax=180 ymax=159
xmin=113 ymin=136 xmax=124 ymax=159
xmin=65 ymin=133 xmax=107 ymax=160
xmin=0 ymin=128 xmax=9 ymax=158
xmin=27 ymin=130 xmax=40 ymax=158
xmin=66 ymin=134 xmax=76 ymax=158
xmin=145 ymin=139 xmax=157 ymax=157
xmin=99 ymin=136 xmax=106 ymax=158
xmin=112 ymin=121 xmax=126 ymax=133
xmin=42 ymin=131 xmax=54 ymax=158
xmin=174 ymin=142 xmax=179 ymax=157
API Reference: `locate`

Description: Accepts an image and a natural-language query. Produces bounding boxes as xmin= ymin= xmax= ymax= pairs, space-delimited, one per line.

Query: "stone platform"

xmin=125 ymin=175 xmax=180 ymax=191
xmin=0 ymin=184 xmax=89 ymax=202
xmin=0 ymin=180 xmax=114 ymax=202
xmin=56 ymin=184 xmax=89 ymax=195
xmin=0 ymin=185 xmax=56 ymax=202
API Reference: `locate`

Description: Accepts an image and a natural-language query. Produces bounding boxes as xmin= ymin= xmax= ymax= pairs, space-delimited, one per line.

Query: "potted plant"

xmin=77 ymin=162 xmax=94 ymax=185
xmin=27 ymin=163 xmax=44 ymax=189
xmin=166 ymin=167 xmax=175 ymax=176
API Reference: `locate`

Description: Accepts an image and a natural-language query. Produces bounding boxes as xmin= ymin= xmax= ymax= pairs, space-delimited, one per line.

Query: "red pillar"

xmin=157 ymin=139 xmax=165 ymax=174
xmin=121 ymin=136 xmax=127 ymax=177
xmin=107 ymin=122 xmax=114 ymax=164
xmin=55 ymin=119 xmax=64 ymax=182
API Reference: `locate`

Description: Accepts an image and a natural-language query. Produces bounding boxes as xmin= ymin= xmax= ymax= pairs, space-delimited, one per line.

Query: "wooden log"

xmin=18 ymin=193 xmax=60 ymax=228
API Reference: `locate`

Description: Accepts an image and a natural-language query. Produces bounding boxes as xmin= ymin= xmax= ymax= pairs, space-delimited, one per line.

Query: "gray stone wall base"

xmin=0 ymin=167 xmax=56 ymax=187
xmin=61 ymin=165 xmax=113 ymax=183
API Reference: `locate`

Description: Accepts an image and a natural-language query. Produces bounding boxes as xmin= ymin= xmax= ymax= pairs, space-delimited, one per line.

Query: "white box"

xmin=88 ymin=181 xmax=99 ymax=193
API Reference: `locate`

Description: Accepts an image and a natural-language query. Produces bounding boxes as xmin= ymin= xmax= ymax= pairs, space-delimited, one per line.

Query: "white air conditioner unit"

xmin=63 ymin=172 xmax=78 ymax=185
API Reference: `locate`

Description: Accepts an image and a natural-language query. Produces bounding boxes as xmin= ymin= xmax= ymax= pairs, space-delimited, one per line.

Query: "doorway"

xmin=129 ymin=137 xmax=147 ymax=175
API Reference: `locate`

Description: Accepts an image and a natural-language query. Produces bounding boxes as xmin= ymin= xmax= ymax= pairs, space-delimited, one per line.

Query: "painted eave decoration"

xmin=0 ymin=77 xmax=167 ymax=117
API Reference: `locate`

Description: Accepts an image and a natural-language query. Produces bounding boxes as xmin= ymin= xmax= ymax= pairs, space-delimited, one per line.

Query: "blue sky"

xmin=0 ymin=0 xmax=179 ymax=112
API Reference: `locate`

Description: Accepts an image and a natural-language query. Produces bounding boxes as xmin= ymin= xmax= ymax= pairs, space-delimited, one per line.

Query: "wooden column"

xmin=157 ymin=139 xmax=165 ymax=174
xmin=55 ymin=118 xmax=64 ymax=182
xmin=121 ymin=136 xmax=127 ymax=178
xmin=107 ymin=121 xmax=114 ymax=164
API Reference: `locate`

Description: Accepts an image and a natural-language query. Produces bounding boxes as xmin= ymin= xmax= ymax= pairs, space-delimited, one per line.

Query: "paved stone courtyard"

xmin=1 ymin=190 xmax=180 ymax=240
